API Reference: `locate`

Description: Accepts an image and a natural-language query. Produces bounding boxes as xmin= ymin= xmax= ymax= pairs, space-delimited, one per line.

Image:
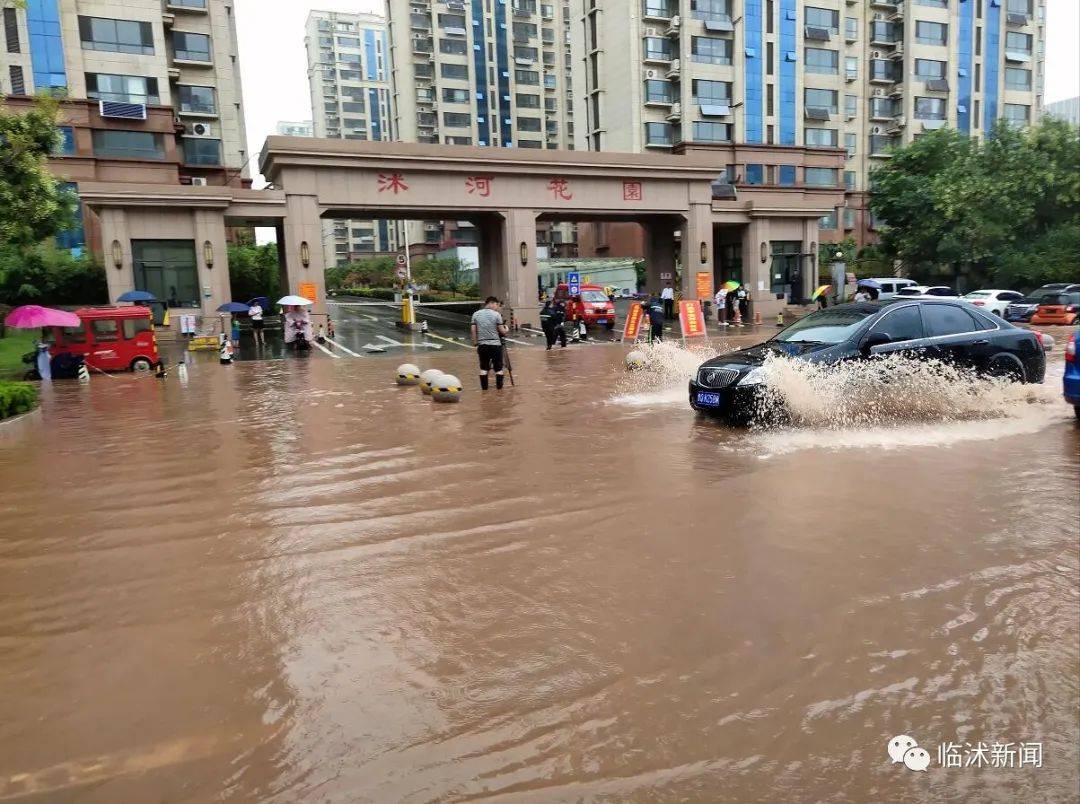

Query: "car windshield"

xmin=581 ymin=291 xmax=609 ymax=303
xmin=964 ymin=291 xmax=991 ymax=298
xmin=771 ymin=307 xmax=876 ymax=344
xmin=1043 ymin=293 xmax=1080 ymax=306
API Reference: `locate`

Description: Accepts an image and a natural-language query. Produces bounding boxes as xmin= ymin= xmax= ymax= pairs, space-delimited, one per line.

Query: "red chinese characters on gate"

xmin=623 ymin=181 xmax=643 ymax=201
xmin=548 ymin=177 xmax=573 ymax=201
xmin=465 ymin=176 xmax=492 ymax=197
xmin=377 ymin=173 xmax=408 ymax=194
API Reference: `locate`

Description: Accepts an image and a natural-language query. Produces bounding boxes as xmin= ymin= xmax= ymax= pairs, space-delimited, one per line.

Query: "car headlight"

xmin=737 ymin=367 xmax=767 ymax=386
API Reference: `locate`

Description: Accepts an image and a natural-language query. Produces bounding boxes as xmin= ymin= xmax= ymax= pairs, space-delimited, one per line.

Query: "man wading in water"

xmin=471 ymin=296 xmax=510 ymax=390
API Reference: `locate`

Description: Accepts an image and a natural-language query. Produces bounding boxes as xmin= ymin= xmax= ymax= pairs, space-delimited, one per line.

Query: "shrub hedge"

xmin=0 ymin=381 xmax=38 ymax=420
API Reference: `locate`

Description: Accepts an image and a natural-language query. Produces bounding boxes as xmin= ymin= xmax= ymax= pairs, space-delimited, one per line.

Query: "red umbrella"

xmin=4 ymin=305 xmax=81 ymax=329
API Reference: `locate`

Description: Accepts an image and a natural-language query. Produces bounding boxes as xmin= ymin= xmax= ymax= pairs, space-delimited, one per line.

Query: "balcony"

xmin=644 ymin=47 xmax=674 ymax=65
xmin=412 ymin=38 xmax=432 ymax=54
xmin=889 ymin=1 xmax=905 ymax=20
xmin=1006 ymin=11 xmax=1031 ymax=26
xmin=869 ymin=0 xmax=896 ymax=7
xmin=166 ymin=0 xmax=208 ymax=12
xmin=642 ymin=2 xmax=672 ymax=22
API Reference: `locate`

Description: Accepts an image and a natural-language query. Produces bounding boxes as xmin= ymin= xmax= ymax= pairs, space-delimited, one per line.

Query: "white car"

xmin=961 ymin=289 xmax=1025 ymax=317
xmin=894 ymin=285 xmax=960 ymax=299
xmin=862 ymin=277 xmax=919 ymax=300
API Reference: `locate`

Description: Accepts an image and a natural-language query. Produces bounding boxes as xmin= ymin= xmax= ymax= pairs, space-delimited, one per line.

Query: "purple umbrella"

xmin=4 ymin=305 xmax=81 ymax=329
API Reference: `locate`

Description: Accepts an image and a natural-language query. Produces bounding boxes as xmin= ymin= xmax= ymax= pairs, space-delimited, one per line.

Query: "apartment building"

xmin=386 ymin=0 xmax=579 ymax=256
xmin=1045 ymin=95 xmax=1079 ymax=125
xmin=0 ymin=0 xmax=249 ymax=257
xmin=304 ymin=10 xmax=401 ymax=266
xmin=275 ymin=119 xmax=314 ymax=136
xmin=571 ymin=0 xmax=1045 ymax=249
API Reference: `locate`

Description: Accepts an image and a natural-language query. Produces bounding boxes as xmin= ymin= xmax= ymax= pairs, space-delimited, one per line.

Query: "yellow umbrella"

xmin=811 ymin=284 xmax=832 ymax=300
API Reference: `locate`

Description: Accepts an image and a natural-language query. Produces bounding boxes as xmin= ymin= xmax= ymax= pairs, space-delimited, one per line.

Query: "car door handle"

xmin=972 ymin=339 xmax=990 ymax=345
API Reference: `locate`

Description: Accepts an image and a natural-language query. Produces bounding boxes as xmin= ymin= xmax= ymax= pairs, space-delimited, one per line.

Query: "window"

xmin=643 ymin=0 xmax=672 ymax=16
xmin=515 ymin=69 xmax=539 ymax=84
xmin=9 ymin=65 xmax=25 ymax=95
xmin=804 ymin=167 xmax=837 ymax=187
xmin=805 ymin=87 xmax=838 ymax=113
xmin=341 ymin=101 xmax=365 ymax=113
xmin=1005 ymin=31 xmax=1032 ymax=54
xmin=916 ymin=0 xmax=948 ymax=7
xmin=182 ymin=137 xmax=222 ymax=166
xmin=61 ymin=325 xmax=87 ymax=343
xmin=438 ymin=13 xmax=467 ymax=28
xmin=914 ymin=59 xmax=947 ymax=81
xmin=805 ymin=47 xmax=839 ymax=74
xmin=845 ymin=93 xmax=857 ymax=118
xmin=692 ymin=79 xmax=731 ymax=105
xmin=845 ymin=55 xmax=858 ymax=79
xmin=78 ymin=17 xmax=154 ymax=55
xmin=870 ymin=59 xmax=898 ymax=82
xmin=691 ymin=0 xmax=730 ymax=19
xmin=134 ymin=240 xmax=198 ymax=308
xmin=54 ymin=126 xmax=76 ymax=155
xmin=914 ymin=97 xmax=946 ymax=120
xmin=86 ymin=74 xmax=160 ymax=105
xmin=778 ymin=165 xmax=796 ymax=186
xmin=692 ymin=121 xmax=732 ymax=142
xmin=923 ymin=305 xmax=981 ymax=337
xmin=915 ymin=21 xmax=947 ymax=46
xmin=439 ymin=38 xmax=467 ymax=55
xmin=844 ymin=17 xmax=858 ymax=40
xmin=3 ymin=7 xmax=19 ymax=53
xmin=173 ymin=30 xmax=211 ymax=62
xmin=805 ymin=127 xmax=838 ymax=147
xmin=512 ymin=22 xmax=537 ymax=39
xmin=176 ymin=84 xmax=216 ymax=114
xmin=514 ymin=45 xmax=538 ymax=61
xmin=643 ymin=36 xmax=672 ymax=61
xmin=844 ymin=169 xmax=856 ymax=189
xmin=92 ymin=320 xmax=118 ymax=342
xmin=645 ymin=79 xmax=675 ymax=103
xmin=440 ymin=63 xmax=468 ymax=79
xmin=870 ymin=305 xmax=924 ymax=342
xmin=691 ymin=36 xmax=732 ymax=65
xmin=517 ymin=116 xmax=542 ymax=131
xmin=517 ymin=139 xmax=543 ymax=148
xmin=443 ymin=111 xmax=471 ymax=127
xmin=339 ymin=69 xmax=361 ymax=81
xmin=446 ymin=135 xmax=472 ymax=145
xmin=442 ymin=87 xmax=469 ymax=103
xmin=122 ymin=318 xmax=151 ymax=340
xmin=1006 ymin=0 xmax=1032 ymax=13
xmin=819 ymin=211 xmax=837 ymax=230
xmin=1003 ymin=103 xmax=1030 ymax=126
xmin=92 ymin=130 xmax=164 ymax=159
xmin=869 ymin=21 xmax=897 ymax=43
xmin=341 ymin=117 xmax=365 ymax=128
xmin=645 ymin=122 xmax=673 ymax=145
xmin=805 ymin=6 xmax=839 ymax=33
xmin=517 ymin=93 xmax=541 ymax=108
xmin=745 ymin=164 xmax=764 ymax=185
xmin=1004 ymin=67 xmax=1031 ymax=90
xmin=337 ymin=36 xmax=360 ymax=47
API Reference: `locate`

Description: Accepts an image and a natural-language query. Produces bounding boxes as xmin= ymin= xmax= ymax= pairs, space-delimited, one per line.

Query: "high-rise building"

xmin=275 ymin=119 xmax=314 ymax=137
xmin=304 ymin=9 xmax=401 ymax=267
xmin=386 ymin=0 xmax=579 ymax=257
xmin=0 ymin=0 xmax=250 ymax=256
xmin=570 ymin=0 xmax=1045 ymax=249
xmin=1045 ymin=96 xmax=1079 ymax=125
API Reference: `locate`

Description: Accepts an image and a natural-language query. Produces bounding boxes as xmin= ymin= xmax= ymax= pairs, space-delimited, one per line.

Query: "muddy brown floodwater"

xmin=1 ymin=339 xmax=1077 ymax=803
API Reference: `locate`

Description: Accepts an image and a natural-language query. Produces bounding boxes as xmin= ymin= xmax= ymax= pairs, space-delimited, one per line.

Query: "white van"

xmin=866 ymin=277 xmax=918 ymax=300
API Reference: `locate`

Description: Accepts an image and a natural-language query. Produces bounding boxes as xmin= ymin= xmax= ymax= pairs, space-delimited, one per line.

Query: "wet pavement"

xmin=0 ymin=325 xmax=1077 ymax=802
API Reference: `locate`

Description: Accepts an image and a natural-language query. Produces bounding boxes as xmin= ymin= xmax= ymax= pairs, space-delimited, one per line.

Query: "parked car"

xmin=1006 ymin=283 xmax=1080 ymax=322
xmin=962 ymin=289 xmax=1025 ymax=317
xmin=1030 ymin=292 xmax=1080 ymax=326
xmin=553 ymin=282 xmax=617 ymax=329
xmin=689 ymin=300 xmax=1046 ymax=422
xmin=863 ymin=278 xmax=918 ymax=300
xmin=1065 ymin=332 xmax=1080 ymax=420
xmin=895 ymin=285 xmax=959 ymax=299
xmin=45 ymin=306 xmax=161 ymax=373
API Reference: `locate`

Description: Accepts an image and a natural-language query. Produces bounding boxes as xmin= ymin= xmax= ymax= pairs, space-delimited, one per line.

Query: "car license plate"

xmin=696 ymin=391 xmax=722 ymax=407
xmin=595 ymin=318 xmax=607 ymax=325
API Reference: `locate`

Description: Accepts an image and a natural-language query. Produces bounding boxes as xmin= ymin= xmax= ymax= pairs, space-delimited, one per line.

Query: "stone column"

xmin=643 ymin=219 xmax=677 ymax=295
xmin=97 ymin=207 xmax=133 ymax=303
xmin=742 ymin=217 xmax=782 ymax=322
xmin=478 ymin=213 xmax=507 ymax=302
xmin=282 ymin=194 xmax=327 ymax=317
xmin=486 ymin=209 xmax=539 ymax=328
xmin=194 ymin=208 xmax=231 ymax=319
xmin=679 ymin=202 xmax=713 ymax=302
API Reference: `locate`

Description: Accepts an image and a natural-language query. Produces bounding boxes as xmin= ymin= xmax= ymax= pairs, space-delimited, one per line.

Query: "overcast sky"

xmin=235 ymin=0 xmax=1080 ymax=188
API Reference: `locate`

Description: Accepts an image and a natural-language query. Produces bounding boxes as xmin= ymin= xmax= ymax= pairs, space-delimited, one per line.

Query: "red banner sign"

xmin=679 ymin=299 xmax=706 ymax=339
xmin=622 ymin=300 xmax=644 ymax=341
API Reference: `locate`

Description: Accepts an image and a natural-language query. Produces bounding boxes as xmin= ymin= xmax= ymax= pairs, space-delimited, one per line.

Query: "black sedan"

xmin=689 ymin=300 xmax=1046 ymax=421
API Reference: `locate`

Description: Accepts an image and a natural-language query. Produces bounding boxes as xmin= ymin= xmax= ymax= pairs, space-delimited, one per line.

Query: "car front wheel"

xmin=131 ymin=357 xmax=154 ymax=372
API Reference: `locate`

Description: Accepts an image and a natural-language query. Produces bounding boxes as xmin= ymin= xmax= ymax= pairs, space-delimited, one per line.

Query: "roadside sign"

xmin=660 ymin=272 xmax=673 ymax=281
xmin=396 ymin=266 xmax=407 ymax=279
xmin=678 ymin=299 xmax=706 ymax=339
xmin=621 ymin=299 xmax=644 ymax=341
xmin=567 ymin=271 xmax=580 ymax=295
xmin=696 ymin=271 xmax=712 ymax=301
xmin=298 ymin=282 xmax=318 ymax=304
xmin=396 ymin=254 xmax=407 ymax=266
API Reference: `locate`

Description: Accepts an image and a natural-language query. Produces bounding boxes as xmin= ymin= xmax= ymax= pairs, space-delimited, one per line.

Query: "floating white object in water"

xmin=625 ymin=350 xmax=647 ymax=370
xmin=397 ymin=363 xmax=421 ymax=385
xmin=419 ymin=368 xmax=443 ymax=395
xmin=432 ymin=374 xmax=461 ymax=403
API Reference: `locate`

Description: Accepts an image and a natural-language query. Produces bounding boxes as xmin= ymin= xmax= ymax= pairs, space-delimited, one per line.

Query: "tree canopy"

xmin=868 ymin=118 xmax=1080 ymax=289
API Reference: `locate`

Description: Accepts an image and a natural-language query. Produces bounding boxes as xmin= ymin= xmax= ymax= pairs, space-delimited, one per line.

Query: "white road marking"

xmin=311 ymin=340 xmax=340 ymax=358
xmin=502 ymin=336 xmax=531 ymax=346
xmin=328 ymin=340 xmax=362 ymax=357
xmin=377 ymin=335 xmax=404 ymax=346
xmin=423 ymin=332 xmax=472 ymax=349
xmin=362 ymin=343 xmax=387 ymax=353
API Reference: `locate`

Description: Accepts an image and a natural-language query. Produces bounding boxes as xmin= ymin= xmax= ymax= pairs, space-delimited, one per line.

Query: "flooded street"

xmin=1 ymin=341 xmax=1077 ymax=802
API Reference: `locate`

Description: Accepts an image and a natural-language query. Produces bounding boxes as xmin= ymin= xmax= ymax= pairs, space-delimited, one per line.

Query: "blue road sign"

xmin=568 ymin=271 xmax=580 ymax=295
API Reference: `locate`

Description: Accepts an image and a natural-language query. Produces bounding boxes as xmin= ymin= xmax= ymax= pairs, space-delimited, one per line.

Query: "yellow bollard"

xmin=776 ymin=312 xmax=785 ymax=327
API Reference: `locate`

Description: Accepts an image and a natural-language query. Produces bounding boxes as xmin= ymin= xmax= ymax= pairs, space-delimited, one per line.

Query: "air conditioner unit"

xmin=190 ymin=177 xmax=209 ymax=187
xmin=185 ymin=121 xmax=216 ymax=137
xmin=668 ymin=58 xmax=681 ymax=73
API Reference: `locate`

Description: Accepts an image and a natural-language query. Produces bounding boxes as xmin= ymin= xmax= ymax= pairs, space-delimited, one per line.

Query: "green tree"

xmin=0 ymin=97 xmax=76 ymax=249
xmin=227 ymin=242 xmax=281 ymax=303
xmin=412 ymin=257 xmax=462 ymax=293
xmin=0 ymin=242 xmax=107 ymax=306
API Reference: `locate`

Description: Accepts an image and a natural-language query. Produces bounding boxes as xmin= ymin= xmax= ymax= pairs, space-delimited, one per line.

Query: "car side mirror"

xmin=861 ymin=332 xmax=892 ymax=353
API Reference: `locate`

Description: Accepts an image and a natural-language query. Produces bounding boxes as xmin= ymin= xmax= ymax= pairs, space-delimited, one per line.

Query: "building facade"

xmin=304 ymin=9 xmax=402 ymax=266
xmin=275 ymin=119 xmax=313 ymax=136
xmin=1045 ymin=95 xmax=1079 ymax=125
xmin=0 ymin=0 xmax=249 ymax=257
xmin=570 ymin=0 xmax=1045 ymax=250
xmin=385 ymin=0 xmax=579 ymax=256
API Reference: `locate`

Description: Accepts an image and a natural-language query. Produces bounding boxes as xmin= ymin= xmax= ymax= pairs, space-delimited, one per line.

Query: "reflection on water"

xmin=0 ymin=344 xmax=1077 ymax=802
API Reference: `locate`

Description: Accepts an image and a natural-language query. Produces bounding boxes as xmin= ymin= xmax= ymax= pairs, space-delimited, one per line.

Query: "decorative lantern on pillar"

xmin=111 ymin=239 xmax=123 ymax=270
